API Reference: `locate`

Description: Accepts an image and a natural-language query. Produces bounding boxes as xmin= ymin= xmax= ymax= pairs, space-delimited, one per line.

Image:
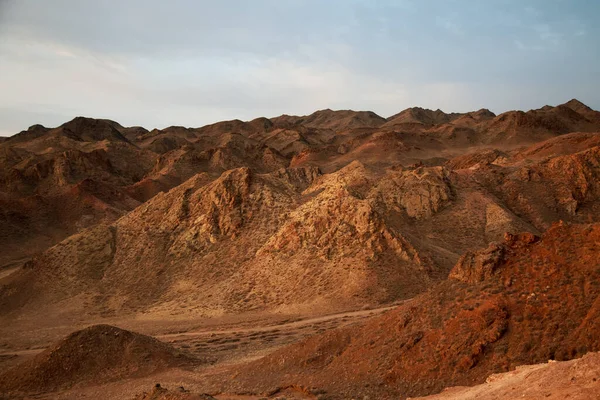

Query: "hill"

xmin=216 ymin=222 xmax=600 ymax=399
xmin=0 ymin=324 xmax=193 ymax=394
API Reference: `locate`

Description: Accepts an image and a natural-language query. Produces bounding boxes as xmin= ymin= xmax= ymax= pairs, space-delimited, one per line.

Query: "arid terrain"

xmin=1 ymin=99 xmax=600 ymax=399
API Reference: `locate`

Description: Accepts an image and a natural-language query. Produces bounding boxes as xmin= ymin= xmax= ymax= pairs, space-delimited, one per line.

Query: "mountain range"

xmin=1 ymin=99 xmax=600 ymax=399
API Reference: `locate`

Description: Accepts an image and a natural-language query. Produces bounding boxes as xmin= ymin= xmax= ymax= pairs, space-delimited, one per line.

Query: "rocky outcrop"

xmin=449 ymin=231 xmax=539 ymax=284
xmin=448 ymin=242 xmax=505 ymax=283
xmin=370 ymin=166 xmax=453 ymax=219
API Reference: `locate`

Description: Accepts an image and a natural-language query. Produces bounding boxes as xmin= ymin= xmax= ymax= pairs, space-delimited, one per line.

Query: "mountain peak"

xmin=59 ymin=116 xmax=130 ymax=143
xmin=562 ymin=98 xmax=593 ymax=113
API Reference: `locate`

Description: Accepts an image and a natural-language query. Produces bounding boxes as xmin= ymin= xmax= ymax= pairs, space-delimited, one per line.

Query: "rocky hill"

xmin=215 ymin=222 xmax=600 ymax=399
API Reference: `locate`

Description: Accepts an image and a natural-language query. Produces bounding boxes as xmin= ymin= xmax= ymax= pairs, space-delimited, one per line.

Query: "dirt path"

xmin=0 ymin=348 xmax=44 ymax=356
xmin=158 ymin=305 xmax=396 ymax=340
xmin=0 ymin=305 xmax=397 ymax=361
xmin=0 ymin=266 xmax=20 ymax=280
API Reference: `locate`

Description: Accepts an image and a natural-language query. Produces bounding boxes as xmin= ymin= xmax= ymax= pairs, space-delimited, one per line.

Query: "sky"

xmin=0 ymin=0 xmax=599 ymax=136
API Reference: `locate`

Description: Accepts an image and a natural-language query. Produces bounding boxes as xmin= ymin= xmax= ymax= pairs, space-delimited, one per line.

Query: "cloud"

xmin=514 ymin=40 xmax=526 ymax=50
xmin=435 ymin=14 xmax=464 ymax=36
xmin=0 ymin=0 xmax=598 ymax=135
xmin=534 ymin=24 xmax=563 ymax=46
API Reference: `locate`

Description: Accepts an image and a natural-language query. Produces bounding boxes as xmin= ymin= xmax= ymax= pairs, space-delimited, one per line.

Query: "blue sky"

xmin=0 ymin=0 xmax=598 ymax=135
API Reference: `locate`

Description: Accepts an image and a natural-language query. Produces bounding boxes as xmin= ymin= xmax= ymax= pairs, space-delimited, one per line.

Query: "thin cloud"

xmin=0 ymin=0 xmax=598 ymax=135
xmin=435 ymin=15 xmax=464 ymax=36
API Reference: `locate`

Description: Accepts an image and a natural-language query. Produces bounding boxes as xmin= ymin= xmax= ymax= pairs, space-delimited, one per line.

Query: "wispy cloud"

xmin=534 ymin=24 xmax=563 ymax=46
xmin=514 ymin=39 xmax=526 ymax=51
xmin=514 ymin=22 xmax=569 ymax=51
xmin=0 ymin=0 xmax=598 ymax=134
xmin=435 ymin=14 xmax=464 ymax=36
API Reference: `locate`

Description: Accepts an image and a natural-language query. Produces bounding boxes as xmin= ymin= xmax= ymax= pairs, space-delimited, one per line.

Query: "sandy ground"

xmin=410 ymin=352 xmax=600 ymax=400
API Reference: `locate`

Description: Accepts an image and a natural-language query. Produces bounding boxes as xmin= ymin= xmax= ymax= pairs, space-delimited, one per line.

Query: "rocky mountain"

xmin=1 ymin=98 xmax=600 ymax=400
xmin=1 ymin=100 xmax=600 ymax=322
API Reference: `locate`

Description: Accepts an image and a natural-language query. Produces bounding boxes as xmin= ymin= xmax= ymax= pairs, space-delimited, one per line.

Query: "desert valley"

xmin=1 ymin=99 xmax=600 ymax=399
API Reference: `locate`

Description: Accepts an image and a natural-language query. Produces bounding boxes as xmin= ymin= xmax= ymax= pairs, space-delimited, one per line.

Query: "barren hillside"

xmin=215 ymin=222 xmax=600 ymax=399
xmin=1 ymin=100 xmax=600 ymax=400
